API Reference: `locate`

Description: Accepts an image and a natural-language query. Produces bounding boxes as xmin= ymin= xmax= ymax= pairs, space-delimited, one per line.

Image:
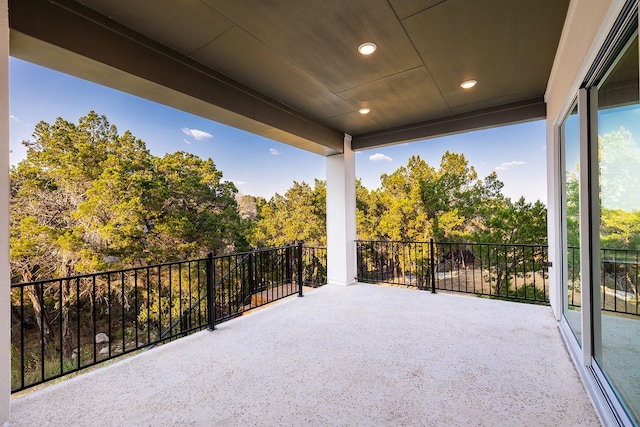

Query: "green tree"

xmin=600 ymin=209 xmax=640 ymax=249
xmin=471 ymin=197 xmax=548 ymax=297
xmin=10 ymin=112 xmax=245 ymax=353
xmin=250 ymin=180 xmax=326 ymax=247
xmin=473 ymin=197 xmax=547 ymax=244
xmin=372 ymin=155 xmax=435 ymax=241
xmin=355 ymin=180 xmax=377 ymax=240
xmin=565 ymin=169 xmax=580 ymax=248
xmin=10 ymin=112 xmax=127 ymax=347
xmin=153 ymin=151 xmax=244 ymax=258
xmin=600 ymin=127 xmax=640 ymax=211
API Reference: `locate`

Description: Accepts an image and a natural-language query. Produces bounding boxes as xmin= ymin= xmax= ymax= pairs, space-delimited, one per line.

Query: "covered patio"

xmin=9 ymin=284 xmax=599 ymax=426
xmin=2 ymin=0 xmax=637 ymax=425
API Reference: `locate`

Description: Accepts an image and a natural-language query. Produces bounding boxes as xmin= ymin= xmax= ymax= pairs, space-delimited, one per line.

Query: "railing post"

xmin=297 ymin=241 xmax=304 ymax=297
xmin=430 ymin=239 xmax=436 ymax=294
xmin=206 ymin=252 xmax=215 ymax=331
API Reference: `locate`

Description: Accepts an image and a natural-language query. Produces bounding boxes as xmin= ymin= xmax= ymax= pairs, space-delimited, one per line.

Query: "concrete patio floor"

xmin=9 ymin=284 xmax=600 ymax=426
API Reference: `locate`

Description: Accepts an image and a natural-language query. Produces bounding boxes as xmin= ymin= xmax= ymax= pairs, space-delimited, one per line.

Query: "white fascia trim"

xmin=548 ymin=0 xmax=629 ymax=126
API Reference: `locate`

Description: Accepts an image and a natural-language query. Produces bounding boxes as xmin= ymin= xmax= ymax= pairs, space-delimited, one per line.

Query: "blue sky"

xmin=9 ymin=57 xmax=548 ymax=204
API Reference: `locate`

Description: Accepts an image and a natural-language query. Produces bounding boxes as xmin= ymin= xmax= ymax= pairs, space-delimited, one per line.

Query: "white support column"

xmin=326 ymin=134 xmax=356 ymax=286
xmin=0 ymin=0 xmax=10 ymax=423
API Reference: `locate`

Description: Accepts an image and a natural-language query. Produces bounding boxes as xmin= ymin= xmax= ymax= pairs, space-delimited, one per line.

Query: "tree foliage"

xmin=12 ymin=113 xmax=552 ymax=277
xmin=251 ymin=152 xmax=548 ymax=248
xmin=10 ymin=112 xmax=244 ymax=284
xmin=11 ymin=112 xmax=555 ymax=356
xmin=249 ymin=180 xmax=326 ymax=247
xmin=10 ymin=112 xmax=558 ymax=278
xmin=565 ymin=126 xmax=640 ymax=250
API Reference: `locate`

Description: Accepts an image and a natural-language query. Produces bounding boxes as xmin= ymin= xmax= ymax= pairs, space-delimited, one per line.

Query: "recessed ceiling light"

xmin=359 ymin=107 xmax=371 ymax=114
xmin=358 ymin=42 xmax=377 ymax=55
xmin=460 ymin=79 xmax=477 ymax=89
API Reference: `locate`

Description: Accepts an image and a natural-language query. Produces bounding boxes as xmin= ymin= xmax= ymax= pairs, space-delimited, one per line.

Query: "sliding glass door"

xmin=594 ymin=26 xmax=640 ymax=423
xmin=561 ymin=103 xmax=582 ymax=344
xmin=560 ymin=8 xmax=640 ymax=424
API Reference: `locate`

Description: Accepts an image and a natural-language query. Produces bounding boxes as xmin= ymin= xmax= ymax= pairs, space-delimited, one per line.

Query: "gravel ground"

xmin=9 ymin=283 xmax=601 ymax=426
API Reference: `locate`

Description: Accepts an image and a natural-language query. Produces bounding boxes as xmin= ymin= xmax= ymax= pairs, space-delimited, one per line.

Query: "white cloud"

xmin=269 ymin=148 xmax=281 ymax=156
xmin=9 ymin=114 xmax=18 ymax=122
xmin=183 ymin=138 xmax=191 ymax=145
xmin=181 ymin=127 xmax=213 ymax=140
xmin=232 ymin=180 xmax=248 ymax=186
xmin=495 ymin=160 xmax=527 ymax=171
xmin=369 ymin=153 xmax=392 ymax=162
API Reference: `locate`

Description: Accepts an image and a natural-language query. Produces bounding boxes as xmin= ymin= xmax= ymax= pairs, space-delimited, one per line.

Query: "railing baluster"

xmin=108 ymin=273 xmax=112 ymax=359
xmin=20 ymin=286 xmax=25 ymax=390
xmin=197 ymin=260 xmax=202 ymax=327
xmin=146 ymin=268 xmax=151 ymax=346
xmin=39 ymin=283 xmax=45 ymax=384
xmin=134 ymin=269 xmax=139 ymax=348
xmin=76 ymin=277 xmax=81 ymax=369
xmin=178 ymin=263 xmax=183 ymax=335
xmin=532 ymin=246 xmax=537 ymax=300
xmin=543 ymin=246 xmax=548 ymax=301
xmin=633 ymin=252 xmax=639 ymax=314
xmin=430 ymin=239 xmax=436 ymax=294
xmin=602 ymin=250 xmax=607 ymax=311
xmin=92 ymin=275 xmax=97 ymax=364
xmin=298 ymin=241 xmax=304 ymax=297
xmin=59 ymin=279 xmax=63 ymax=378
xmin=121 ymin=271 xmax=125 ymax=354
xmin=157 ymin=266 xmax=162 ymax=343
xmin=207 ymin=253 xmax=215 ymax=331
xmin=168 ymin=265 xmax=173 ymax=341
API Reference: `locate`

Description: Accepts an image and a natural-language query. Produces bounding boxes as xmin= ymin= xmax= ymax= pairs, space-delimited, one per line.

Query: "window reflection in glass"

xmin=562 ymin=103 xmax=582 ymax=344
xmin=596 ymin=30 xmax=639 ymax=423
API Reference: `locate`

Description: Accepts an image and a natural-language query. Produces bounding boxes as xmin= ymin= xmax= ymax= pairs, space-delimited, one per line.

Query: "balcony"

xmin=9 ymin=282 xmax=600 ymax=426
xmin=15 ymin=240 xmax=640 ymax=425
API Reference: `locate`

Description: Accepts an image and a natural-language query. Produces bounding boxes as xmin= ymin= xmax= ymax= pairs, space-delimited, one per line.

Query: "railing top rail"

xmin=567 ymin=246 xmax=640 ymax=258
xmin=355 ymin=240 xmax=548 ymax=249
xmin=10 ymin=257 xmax=209 ymax=288
xmin=599 ymin=247 xmax=640 ymax=254
xmin=218 ymin=244 xmax=299 ymax=259
xmin=356 ymin=240 xmax=429 ymax=245
xmin=10 ymin=244 xmax=314 ymax=289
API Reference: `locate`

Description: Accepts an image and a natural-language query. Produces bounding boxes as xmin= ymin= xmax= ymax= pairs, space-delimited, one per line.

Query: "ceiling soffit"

xmin=10 ymin=0 xmax=570 ymax=152
xmin=10 ymin=0 xmax=345 ymax=155
xmin=401 ymin=0 xmax=569 ymax=117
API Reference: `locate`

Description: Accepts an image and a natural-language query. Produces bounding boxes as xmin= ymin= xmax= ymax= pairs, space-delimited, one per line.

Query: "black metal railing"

xmin=566 ymin=245 xmax=580 ymax=309
xmin=567 ymin=246 xmax=640 ymax=316
xmin=302 ymin=246 xmax=327 ymax=287
xmin=208 ymin=244 xmax=305 ymax=328
xmin=358 ymin=240 xmax=640 ymax=316
xmin=357 ymin=240 xmax=549 ymax=304
xmin=10 ymin=242 xmax=326 ymax=393
xmin=19 ymin=239 xmax=639 ymax=393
